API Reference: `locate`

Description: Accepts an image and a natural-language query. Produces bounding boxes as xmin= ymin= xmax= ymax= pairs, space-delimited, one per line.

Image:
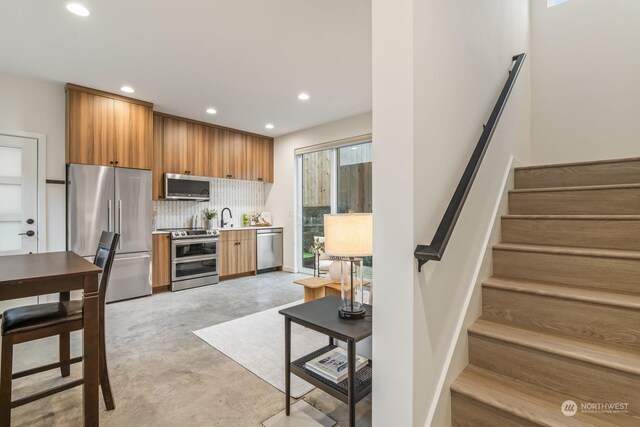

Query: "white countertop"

xmin=152 ymin=225 xmax=282 ymax=234
xmin=218 ymin=226 xmax=282 ymax=231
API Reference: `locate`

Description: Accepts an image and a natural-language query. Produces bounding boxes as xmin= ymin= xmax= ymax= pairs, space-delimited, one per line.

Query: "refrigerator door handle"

xmin=108 ymin=200 xmax=113 ymax=232
xmin=115 ymin=254 xmax=151 ymax=262
xmin=118 ymin=200 xmax=123 ymax=250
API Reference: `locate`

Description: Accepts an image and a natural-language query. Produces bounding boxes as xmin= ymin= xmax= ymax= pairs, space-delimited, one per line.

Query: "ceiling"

xmin=0 ymin=0 xmax=371 ymax=136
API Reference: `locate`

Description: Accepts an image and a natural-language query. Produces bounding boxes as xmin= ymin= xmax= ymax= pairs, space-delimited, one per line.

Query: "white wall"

xmin=371 ymin=0 xmax=415 ymax=424
xmin=430 ymin=166 xmax=515 ymax=426
xmin=372 ymin=0 xmax=531 ymax=425
xmin=0 ymin=73 xmax=66 ymax=252
xmin=263 ymin=112 xmax=372 ymax=272
xmin=531 ymin=0 xmax=640 ymax=164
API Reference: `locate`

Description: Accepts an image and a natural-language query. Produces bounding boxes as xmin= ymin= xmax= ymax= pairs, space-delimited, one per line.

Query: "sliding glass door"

xmin=300 ymin=148 xmax=334 ymax=271
xmin=337 ymin=142 xmax=372 ymax=214
xmin=297 ymin=140 xmax=372 ymax=274
xmin=337 ymin=142 xmax=372 ymax=278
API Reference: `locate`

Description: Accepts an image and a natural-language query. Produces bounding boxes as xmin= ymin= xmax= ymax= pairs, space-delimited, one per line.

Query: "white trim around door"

xmin=0 ymin=129 xmax=47 ymax=254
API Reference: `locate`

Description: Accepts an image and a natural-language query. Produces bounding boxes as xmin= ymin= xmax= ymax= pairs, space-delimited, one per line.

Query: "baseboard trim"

xmin=219 ymin=271 xmax=257 ymax=281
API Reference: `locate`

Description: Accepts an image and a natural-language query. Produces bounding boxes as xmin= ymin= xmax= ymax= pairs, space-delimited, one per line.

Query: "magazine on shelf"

xmin=304 ymin=347 xmax=368 ymax=383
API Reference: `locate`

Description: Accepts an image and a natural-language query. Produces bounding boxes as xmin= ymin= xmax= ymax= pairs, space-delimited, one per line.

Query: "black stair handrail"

xmin=414 ymin=53 xmax=526 ymax=272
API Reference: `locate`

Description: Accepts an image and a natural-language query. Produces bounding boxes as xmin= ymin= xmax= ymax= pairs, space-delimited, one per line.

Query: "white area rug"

xmin=194 ymin=300 xmax=327 ymax=398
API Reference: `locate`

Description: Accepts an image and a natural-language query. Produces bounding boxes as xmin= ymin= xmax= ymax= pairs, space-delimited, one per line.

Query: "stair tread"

xmin=494 ymin=242 xmax=640 ymax=260
xmin=510 ymin=183 xmax=640 ymax=194
xmin=483 ymin=277 xmax=640 ymax=310
xmin=469 ymin=319 xmax=640 ymax=376
xmin=503 ymin=214 xmax=640 ymax=220
xmin=453 ymin=365 xmax=628 ymax=426
xmin=514 ymin=156 xmax=640 ymax=172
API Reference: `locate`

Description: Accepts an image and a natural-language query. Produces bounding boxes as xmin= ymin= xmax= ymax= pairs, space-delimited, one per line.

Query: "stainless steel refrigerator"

xmin=67 ymin=164 xmax=152 ymax=302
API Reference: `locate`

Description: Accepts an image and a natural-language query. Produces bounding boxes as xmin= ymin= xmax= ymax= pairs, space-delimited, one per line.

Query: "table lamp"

xmin=324 ymin=213 xmax=373 ymax=319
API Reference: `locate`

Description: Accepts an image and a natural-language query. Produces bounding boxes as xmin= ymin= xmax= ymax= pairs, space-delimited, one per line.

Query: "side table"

xmin=279 ymin=296 xmax=372 ymax=427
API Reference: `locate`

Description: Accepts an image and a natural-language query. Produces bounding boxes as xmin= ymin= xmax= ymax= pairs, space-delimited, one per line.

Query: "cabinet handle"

xmin=258 ymin=178 xmax=263 ymax=182
xmin=115 ymin=161 xmax=119 ymax=165
xmin=110 ymin=161 xmax=114 ymax=165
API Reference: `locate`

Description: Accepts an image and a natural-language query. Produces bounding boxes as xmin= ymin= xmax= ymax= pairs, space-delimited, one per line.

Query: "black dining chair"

xmin=0 ymin=231 xmax=119 ymax=423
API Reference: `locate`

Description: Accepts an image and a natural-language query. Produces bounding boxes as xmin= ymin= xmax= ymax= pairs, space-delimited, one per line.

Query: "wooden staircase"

xmin=451 ymin=158 xmax=640 ymax=426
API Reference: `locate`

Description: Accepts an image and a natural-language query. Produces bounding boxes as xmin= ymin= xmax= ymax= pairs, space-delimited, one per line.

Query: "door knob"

xmin=19 ymin=230 xmax=35 ymax=237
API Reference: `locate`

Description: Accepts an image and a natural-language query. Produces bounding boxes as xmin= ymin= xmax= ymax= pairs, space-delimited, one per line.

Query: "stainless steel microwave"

xmin=164 ymin=173 xmax=210 ymax=201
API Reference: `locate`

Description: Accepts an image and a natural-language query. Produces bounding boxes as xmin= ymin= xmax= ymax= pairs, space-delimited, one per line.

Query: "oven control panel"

xmin=171 ymin=229 xmax=220 ymax=239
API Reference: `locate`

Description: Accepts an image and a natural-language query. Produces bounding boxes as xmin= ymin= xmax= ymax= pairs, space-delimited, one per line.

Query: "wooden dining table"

xmin=0 ymin=251 xmax=102 ymax=426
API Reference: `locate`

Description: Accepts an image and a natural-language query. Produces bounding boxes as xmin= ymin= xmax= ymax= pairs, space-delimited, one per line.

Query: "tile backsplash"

xmin=153 ymin=178 xmax=266 ymax=229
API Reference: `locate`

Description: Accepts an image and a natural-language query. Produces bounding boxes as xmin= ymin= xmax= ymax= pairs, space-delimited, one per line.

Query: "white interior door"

xmin=0 ymin=134 xmax=39 ymax=310
xmin=0 ymin=135 xmax=38 ymax=256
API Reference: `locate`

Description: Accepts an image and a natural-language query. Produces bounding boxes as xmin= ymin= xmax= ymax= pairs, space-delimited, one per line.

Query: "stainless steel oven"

xmin=169 ymin=229 xmax=220 ymax=291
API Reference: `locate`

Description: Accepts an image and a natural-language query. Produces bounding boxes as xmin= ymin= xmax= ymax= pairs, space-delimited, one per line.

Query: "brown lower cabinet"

xmin=219 ymin=230 xmax=256 ymax=278
xmin=152 ymin=233 xmax=171 ymax=289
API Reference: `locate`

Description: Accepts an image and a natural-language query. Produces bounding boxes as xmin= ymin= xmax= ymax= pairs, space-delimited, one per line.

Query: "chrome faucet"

xmin=221 ymin=207 xmax=232 ymax=228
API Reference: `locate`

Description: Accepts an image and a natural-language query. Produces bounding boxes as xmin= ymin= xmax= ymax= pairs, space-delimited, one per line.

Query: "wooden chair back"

xmin=93 ymin=231 xmax=120 ymax=304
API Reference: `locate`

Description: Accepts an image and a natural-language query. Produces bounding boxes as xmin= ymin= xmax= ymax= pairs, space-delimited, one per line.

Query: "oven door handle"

xmin=173 ymin=255 xmax=218 ymax=264
xmin=172 ymin=238 xmax=219 ymax=245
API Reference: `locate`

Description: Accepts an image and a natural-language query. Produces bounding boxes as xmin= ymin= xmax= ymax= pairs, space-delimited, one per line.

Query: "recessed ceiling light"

xmin=66 ymin=2 xmax=90 ymax=16
xmin=206 ymin=108 xmax=217 ymax=115
xmin=265 ymin=123 xmax=275 ymax=130
xmin=298 ymin=93 xmax=310 ymax=101
xmin=120 ymin=86 xmax=135 ymax=94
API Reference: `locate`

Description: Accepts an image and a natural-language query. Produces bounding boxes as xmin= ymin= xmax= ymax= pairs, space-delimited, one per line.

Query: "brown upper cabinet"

xmin=188 ymin=123 xmax=215 ymax=177
xmin=244 ymin=135 xmax=274 ymax=182
xmin=162 ymin=117 xmax=188 ymax=175
xmin=66 ymin=89 xmax=114 ymax=167
xmin=152 ymin=113 xmax=274 ymax=199
xmin=113 ymin=100 xmax=153 ymax=169
xmin=66 ymin=84 xmax=153 ymax=169
xmin=229 ymin=131 xmax=248 ymax=180
xmin=152 ymin=115 xmax=165 ymax=200
xmin=256 ymin=137 xmax=274 ymax=183
xmin=211 ymin=127 xmax=246 ymax=180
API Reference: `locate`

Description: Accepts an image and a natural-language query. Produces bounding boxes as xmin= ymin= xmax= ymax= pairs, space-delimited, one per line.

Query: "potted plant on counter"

xmin=202 ymin=208 xmax=218 ymax=230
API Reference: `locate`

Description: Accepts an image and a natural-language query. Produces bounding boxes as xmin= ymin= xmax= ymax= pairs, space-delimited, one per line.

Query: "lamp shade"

xmin=324 ymin=213 xmax=373 ymax=257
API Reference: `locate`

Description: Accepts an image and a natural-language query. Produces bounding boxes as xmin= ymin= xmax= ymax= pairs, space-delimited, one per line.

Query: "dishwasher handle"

xmin=257 ymin=229 xmax=282 ymax=235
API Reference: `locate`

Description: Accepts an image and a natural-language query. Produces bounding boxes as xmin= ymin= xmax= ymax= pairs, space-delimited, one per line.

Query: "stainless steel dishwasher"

xmin=256 ymin=228 xmax=283 ymax=273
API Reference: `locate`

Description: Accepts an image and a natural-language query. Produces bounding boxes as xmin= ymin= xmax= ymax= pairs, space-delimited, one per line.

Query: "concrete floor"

xmin=6 ymin=272 xmax=372 ymax=426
